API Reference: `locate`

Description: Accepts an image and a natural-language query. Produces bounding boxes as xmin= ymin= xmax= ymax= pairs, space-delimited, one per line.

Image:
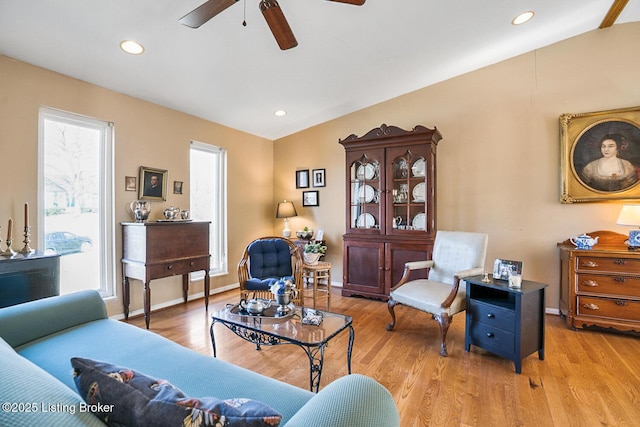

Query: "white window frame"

xmin=38 ymin=106 xmax=116 ymax=298
xmin=190 ymin=140 xmax=228 ymax=277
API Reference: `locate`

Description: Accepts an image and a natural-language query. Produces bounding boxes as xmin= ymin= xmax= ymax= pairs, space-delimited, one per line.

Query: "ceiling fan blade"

xmin=260 ymin=0 xmax=298 ymax=50
xmin=179 ymin=0 xmax=239 ymax=28
xmin=599 ymin=0 xmax=629 ymax=29
xmin=328 ymin=0 xmax=366 ymax=5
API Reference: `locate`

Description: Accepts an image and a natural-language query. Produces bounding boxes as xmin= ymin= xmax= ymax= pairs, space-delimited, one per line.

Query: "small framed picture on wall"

xmin=302 ymin=190 xmax=319 ymax=207
xmin=296 ymin=169 xmax=309 ymax=188
xmin=312 ymin=169 xmax=326 ymax=187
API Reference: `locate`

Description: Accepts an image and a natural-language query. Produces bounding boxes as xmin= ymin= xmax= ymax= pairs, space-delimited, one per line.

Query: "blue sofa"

xmin=0 ymin=290 xmax=399 ymax=426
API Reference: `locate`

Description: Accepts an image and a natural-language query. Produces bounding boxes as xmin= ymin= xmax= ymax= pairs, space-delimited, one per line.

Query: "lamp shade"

xmin=276 ymin=200 xmax=298 ymax=218
xmin=616 ymin=204 xmax=640 ymax=226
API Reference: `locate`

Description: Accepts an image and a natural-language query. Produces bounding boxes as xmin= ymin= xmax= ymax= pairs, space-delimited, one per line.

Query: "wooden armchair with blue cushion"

xmin=238 ymin=237 xmax=303 ymax=304
xmin=386 ymin=230 xmax=488 ymax=357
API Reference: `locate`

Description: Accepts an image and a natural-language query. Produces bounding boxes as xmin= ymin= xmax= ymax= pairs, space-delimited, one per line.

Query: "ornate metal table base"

xmin=210 ymin=312 xmax=354 ymax=392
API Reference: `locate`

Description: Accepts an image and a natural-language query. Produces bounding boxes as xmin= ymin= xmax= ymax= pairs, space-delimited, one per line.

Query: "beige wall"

xmin=0 ymin=55 xmax=274 ymax=317
xmin=274 ymin=22 xmax=640 ymax=310
xmin=2 ymin=23 xmax=638 ymax=315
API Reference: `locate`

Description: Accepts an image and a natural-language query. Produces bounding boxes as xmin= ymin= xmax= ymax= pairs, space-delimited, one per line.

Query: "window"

xmin=190 ymin=141 xmax=227 ymax=276
xmin=38 ymin=107 xmax=115 ymax=297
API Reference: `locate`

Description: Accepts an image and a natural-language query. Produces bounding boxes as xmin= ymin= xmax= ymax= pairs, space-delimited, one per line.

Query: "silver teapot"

xmin=239 ymin=298 xmax=271 ymax=315
xmin=163 ymin=206 xmax=180 ymax=220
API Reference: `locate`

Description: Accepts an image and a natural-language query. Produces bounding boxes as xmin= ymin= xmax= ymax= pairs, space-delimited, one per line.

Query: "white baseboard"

xmin=111 ymin=283 xmax=239 ymax=320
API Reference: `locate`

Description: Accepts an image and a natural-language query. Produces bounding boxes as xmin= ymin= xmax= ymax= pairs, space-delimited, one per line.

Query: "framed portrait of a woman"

xmin=561 ymin=106 xmax=640 ymax=203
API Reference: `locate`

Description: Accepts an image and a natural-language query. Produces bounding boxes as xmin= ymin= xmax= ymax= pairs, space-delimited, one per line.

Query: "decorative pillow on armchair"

xmin=71 ymin=357 xmax=282 ymax=427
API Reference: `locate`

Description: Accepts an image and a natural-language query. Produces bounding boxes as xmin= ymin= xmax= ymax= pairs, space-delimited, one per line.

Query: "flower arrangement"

xmin=270 ymin=277 xmax=295 ymax=295
xmin=304 ymin=241 xmax=327 ymax=254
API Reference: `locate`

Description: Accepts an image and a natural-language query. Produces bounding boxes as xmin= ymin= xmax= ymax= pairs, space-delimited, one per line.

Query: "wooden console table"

xmin=121 ymin=221 xmax=210 ymax=328
xmin=0 ymin=252 xmax=60 ymax=308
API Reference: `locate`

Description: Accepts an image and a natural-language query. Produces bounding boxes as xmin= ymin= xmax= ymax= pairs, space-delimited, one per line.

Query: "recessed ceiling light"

xmin=120 ymin=40 xmax=144 ymax=55
xmin=512 ymin=11 xmax=534 ymax=25
xmin=274 ymin=110 xmax=287 ymax=117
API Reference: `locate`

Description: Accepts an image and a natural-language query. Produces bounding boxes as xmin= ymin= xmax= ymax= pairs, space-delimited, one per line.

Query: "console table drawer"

xmin=467 ymin=321 xmax=514 ymax=355
xmin=577 ymin=296 xmax=640 ymax=322
xmin=148 ymin=257 xmax=209 ymax=279
xmin=576 ymin=273 xmax=640 ymax=298
xmin=576 ymin=256 xmax=640 ymax=274
xmin=468 ymin=300 xmax=515 ymax=333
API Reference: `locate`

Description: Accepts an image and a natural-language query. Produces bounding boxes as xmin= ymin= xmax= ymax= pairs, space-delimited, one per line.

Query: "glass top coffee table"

xmin=210 ymin=302 xmax=354 ymax=392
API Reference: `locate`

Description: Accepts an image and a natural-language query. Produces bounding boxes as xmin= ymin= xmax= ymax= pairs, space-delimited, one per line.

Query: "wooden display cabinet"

xmin=339 ymin=124 xmax=442 ymax=300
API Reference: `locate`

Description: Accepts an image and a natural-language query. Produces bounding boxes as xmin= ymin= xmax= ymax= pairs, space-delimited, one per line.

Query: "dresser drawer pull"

xmin=486 ymin=332 xmax=495 ymax=338
xmin=581 ymin=280 xmax=599 ymax=287
xmin=486 ymin=313 xmax=495 ymax=319
xmin=615 ymin=300 xmax=628 ymax=307
xmin=614 ymin=277 xmax=628 ymax=283
xmin=614 ymin=259 xmax=627 ymax=266
xmin=582 ymin=303 xmax=599 ymax=310
xmin=190 ymin=261 xmax=195 ymax=266
xmin=167 ymin=264 xmax=173 ymax=270
xmin=581 ymin=261 xmax=599 ymax=268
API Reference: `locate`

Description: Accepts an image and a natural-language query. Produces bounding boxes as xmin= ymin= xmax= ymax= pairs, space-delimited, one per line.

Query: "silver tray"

xmin=226 ymin=302 xmax=296 ymax=323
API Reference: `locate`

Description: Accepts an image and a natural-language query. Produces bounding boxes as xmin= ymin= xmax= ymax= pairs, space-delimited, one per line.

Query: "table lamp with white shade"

xmin=276 ymin=200 xmax=298 ymax=238
xmin=616 ymin=204 xmax=640 ymax=249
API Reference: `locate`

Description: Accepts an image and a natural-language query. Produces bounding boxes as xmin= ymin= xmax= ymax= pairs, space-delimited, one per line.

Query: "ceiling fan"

xmin=179 ymin=0 xmax=366 ymax=50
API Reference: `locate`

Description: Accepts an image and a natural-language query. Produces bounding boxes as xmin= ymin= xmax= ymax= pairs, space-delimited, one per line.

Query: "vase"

xmin=275 ymin=292 xmax=292 ymax=314
xmin=304 ymin=252 xmax=321 ymax=265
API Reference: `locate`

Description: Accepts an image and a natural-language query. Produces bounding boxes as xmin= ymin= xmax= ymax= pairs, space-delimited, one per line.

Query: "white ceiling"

xmin=1 ymin=1 xmax=638 ymax=140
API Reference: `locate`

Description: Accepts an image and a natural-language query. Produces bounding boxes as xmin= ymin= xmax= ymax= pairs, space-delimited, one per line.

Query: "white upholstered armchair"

xmin=386 ymin=230 xmax=488 ymax=356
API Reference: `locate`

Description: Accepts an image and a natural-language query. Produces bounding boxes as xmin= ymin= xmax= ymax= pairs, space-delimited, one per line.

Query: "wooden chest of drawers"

xmin=558 ymin=230 xmax=640 ymax=332
xmin=121 ymin=221 xmax=210 ymax=329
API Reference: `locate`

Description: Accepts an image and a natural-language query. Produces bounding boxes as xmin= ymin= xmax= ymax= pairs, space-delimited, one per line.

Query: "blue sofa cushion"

xmin=0 ymin=338 xmax=104 ymax=427
xmin=248 ymin=239 xmax=293 ymax=281
xmin=71 ymin=357 xmax=282 ymax=427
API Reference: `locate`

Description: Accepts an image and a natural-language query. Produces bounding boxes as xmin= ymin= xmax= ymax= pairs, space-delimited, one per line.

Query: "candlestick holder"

xmin=482 ymin=269 xmax=491 ymax=283
xmin=1 ymin=238 xmax=16 ymax=257
xmin=20 ymin=226 xmax=35 ymax=255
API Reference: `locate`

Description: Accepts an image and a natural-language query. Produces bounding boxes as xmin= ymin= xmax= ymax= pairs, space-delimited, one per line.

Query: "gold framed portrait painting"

xmin=561 ymin=106 xmax=640 ymax=203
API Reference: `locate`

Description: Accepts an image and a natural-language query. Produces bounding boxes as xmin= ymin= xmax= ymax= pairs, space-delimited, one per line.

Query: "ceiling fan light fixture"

xmin=512 ymin=11 xmax=534 ymax=25
xmin=274 ymin=110 xmax=287 ymax=117
xmin=120 ymin=40 xmax=145 ymax=55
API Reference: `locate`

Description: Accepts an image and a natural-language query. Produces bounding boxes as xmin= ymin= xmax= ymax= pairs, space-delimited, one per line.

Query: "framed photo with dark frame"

xmin=139 ymin=166 xmax=168 ymax=201
xmin=312 ymin=168 xmax=326 ymax=187
xmin=296 ymin=169 xmax=309 ymax=188
xmin=125 ymin=176 xmax=137 ymax=192
xmin=302 ymin=190 xmax=319 ymax=207
xmin=173 ymin=181 xmax=183 ymax=194
xmin=560 ymin=105 xmax=640 ymax=203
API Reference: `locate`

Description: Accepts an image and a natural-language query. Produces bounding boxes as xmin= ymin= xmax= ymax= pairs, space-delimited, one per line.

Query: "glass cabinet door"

xmin=348 ymin=153 xmax=382 ymax=232
xmin=388 ymin=147 xmax=430 ymax=234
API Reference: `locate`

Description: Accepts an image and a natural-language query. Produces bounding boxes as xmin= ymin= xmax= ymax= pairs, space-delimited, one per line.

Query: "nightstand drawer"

xmin=148 ymin=257 xmax=208 ymax=279
xmin=468 ymin=300 xmax=515 ymax=332
xmin=576 ymin=273 xmax=640 ymax=298
xmin=576 ymin=256 xmax=640 ymax=274
xmin=577 ymin=296 xmax=640 ymax=322
xmin=468 ymin=321 xmax=514 ymax=355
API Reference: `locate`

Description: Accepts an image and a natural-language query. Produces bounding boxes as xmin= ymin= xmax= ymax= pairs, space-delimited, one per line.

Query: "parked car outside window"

xmin=45 ymin=232 xmax=92 ymax=255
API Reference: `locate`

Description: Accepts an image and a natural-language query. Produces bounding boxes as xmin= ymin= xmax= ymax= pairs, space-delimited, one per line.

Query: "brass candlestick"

xmin=1 ymin=238 xmax=16 ymax=257
xmin=20 ymin=226 xmax=34 ymax=255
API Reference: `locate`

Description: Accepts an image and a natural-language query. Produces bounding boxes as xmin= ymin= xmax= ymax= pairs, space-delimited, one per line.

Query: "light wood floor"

xmin=125 ymin=288 xmax=640 ymax=426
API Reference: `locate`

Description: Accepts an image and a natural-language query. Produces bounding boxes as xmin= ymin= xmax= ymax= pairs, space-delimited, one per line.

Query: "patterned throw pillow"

xmin=71 ymin=357 xmax=282 ymax=427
